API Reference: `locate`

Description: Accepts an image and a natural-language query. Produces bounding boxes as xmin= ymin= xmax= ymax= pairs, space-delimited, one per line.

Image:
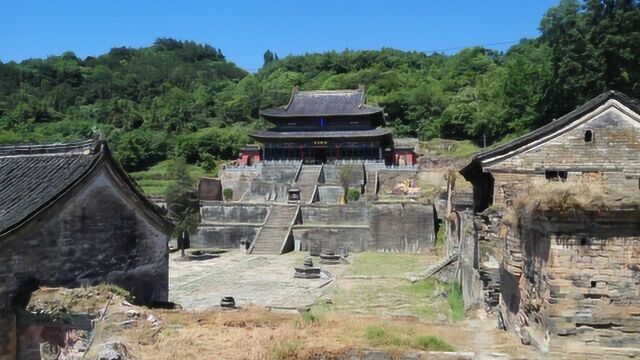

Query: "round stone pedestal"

xmin=294 ymin=257 xmax=321 ymax=279
xmin=319 ymin=250 xmax=341 ymax=265
xmin=220 ymin=296 xmax=236 ymax=309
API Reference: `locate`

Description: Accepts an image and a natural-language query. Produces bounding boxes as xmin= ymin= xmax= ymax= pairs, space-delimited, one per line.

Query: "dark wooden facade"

xmin=250 ymin=87 xmax=393 ymax=163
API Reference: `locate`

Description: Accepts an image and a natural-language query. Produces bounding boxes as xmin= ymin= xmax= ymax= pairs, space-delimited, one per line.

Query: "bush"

xmin=347 ymin=187 xmax=361 ymax=202
xmin=223 ymin=187 xmax=233 ymax=201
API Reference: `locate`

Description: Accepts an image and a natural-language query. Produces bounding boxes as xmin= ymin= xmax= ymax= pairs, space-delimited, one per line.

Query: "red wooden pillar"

xmin=299 ymin=145 xmax=304 ymax=160
xmin=336 ymin=145 xmax=341 ymax=160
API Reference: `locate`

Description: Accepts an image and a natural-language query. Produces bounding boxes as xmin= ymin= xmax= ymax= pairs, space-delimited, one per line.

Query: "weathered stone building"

xmin=460 ymin=90 xmax=640 ymax=212
xmin=0 ymin=140 xmax=173 ymax=359
xmin=452 ymin=91 xmax=640 ymax=356
xmin=500 ymin=209 xmax=640 ymax=356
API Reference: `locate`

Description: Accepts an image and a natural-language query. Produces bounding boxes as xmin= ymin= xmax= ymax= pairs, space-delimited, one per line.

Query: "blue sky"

xmin=0 ymin=0 xmax=559 ymax=71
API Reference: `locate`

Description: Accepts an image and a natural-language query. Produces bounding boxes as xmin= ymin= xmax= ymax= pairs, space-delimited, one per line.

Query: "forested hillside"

xmin=1 ymin=0 xmax=638 ymax=177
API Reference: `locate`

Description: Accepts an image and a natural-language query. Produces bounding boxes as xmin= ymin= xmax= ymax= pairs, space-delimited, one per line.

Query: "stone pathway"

xmin=169 ymin=250 xmax=349 ymax=310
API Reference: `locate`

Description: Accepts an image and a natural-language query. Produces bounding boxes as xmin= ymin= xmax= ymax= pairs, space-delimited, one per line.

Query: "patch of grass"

xmin=408 ymin=306 xmax=437 ymax=321
xmin=364 ymin=325 xmax=455 ymax=352
xmin=347 ymin=253 xmax=424 ymax=276
xmin=412 ymin=335 xmax=455 ymax=352
xmin=364 ymin=325 xmax=405 ymax=347
xmin=130 ymin=159 xmax=217 ymax=195
xmin=420 ymin=139 xmax=479 ymax=159
xmin=403 ymin=279 xmax=438 ymax=297
xmin=270 ymin=339 xmax=301 ymax=360
xmin=446 ymin=282 xmax=464 ymax=322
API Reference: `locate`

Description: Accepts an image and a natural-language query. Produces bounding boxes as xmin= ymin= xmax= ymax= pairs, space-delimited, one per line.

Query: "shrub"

xmin=347 ymin=187 xmax=361 ymax=202
xmin=199 ymin=152 xmax=216 ymax=172
xmin=223 ymin=187 xmax=233 ymax=201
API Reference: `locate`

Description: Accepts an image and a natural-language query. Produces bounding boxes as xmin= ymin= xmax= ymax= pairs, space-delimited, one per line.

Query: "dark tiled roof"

xmin=460 ymin=90 xmax=640 ymax=179
xmin=249 ymin=128 xmax=392 ymax=140
xmin=260 ymin=88 xmax=383 ymax=118
xmin=0 ymin=140 xmax=172 ymax=236
xmin=0 ymin=140 xmax=100 ymax=235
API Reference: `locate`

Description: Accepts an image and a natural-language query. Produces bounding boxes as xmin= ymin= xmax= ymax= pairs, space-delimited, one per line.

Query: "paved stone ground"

xmin=169 ymin=250 xmax=349 ymax=310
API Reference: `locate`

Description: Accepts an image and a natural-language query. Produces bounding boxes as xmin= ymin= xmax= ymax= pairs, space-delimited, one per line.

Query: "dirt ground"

xmin=163 ymin=250 xmax=542 ymax=359
xmin=25 ymin=251 xmax=544 ymax=359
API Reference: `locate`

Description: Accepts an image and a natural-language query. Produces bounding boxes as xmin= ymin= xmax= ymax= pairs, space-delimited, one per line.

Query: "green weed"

xmin=412 ymin=335 xmax=455 ymax=351
xmin=446 ymin=282 xmax=464 ymax=322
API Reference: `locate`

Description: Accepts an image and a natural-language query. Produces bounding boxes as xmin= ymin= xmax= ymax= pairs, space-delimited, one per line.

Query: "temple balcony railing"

xmin=221 ymin=163 xmax=263 ymax=172
xmin=382 ymin=164 xmax=418 ymax=171
xmin=262 ymin=159 xmax=303 ymax=166
xmin=334 ymin=159 xmax=385 ymax=166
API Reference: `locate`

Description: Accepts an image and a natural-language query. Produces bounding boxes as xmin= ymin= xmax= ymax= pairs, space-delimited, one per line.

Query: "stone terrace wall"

xmin=499 ymin=209 xmax=640 ymax=355
xmin=294 ymin=227 xmax=372 ymax=254
xmin=199 ymin=202 xmax=268 ymax=224
xmin=195 ymin=202 xmax=268 ymax=249
xmin=322 ymin=164 xmax=365 ymax=186
xmin=219 ymin=167 xmax=261 ymax=201
xmin=317 ymin=186 xmax=344 ymax=205
xmin=369 ymin=203 xmax=435 ymax=252
xmin=294 ymin=203 xmax=436 ymax=254
xmin=241 ymin=164 xmax=299 ymax=203
xmin=300 ymin=204 xmax=369 ymax=226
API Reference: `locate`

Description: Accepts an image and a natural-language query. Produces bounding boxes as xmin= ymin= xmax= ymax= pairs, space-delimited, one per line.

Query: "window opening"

xmin=584 ymin=130 xmax=593 ymax=142
xmin=545 ymin=170 xmax=568 ymax=181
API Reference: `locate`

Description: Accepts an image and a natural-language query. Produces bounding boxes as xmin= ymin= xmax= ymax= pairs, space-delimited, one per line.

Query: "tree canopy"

xmin=1 ymin=1 xmax=638 ymax=175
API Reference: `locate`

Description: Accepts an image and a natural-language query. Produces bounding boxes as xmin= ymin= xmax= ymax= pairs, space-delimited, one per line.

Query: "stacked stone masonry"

xmin=196 ymin=202 xmax=436 ymax=253
xmin=468 ymin=209 xmax=639 ymax=358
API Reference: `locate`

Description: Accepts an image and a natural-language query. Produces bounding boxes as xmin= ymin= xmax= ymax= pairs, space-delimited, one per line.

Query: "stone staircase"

xmin=296 ymin=165 xmax=322 ymax=203
xmin=249 ymin=204 xmax=299 ymax=255
xmin=410 ymin=251 xmax=459 ymax=281
xmin=364 ymin=166 xmax=378 ymax=199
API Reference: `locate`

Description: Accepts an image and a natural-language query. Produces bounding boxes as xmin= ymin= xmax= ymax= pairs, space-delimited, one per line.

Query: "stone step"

xmin=249 ymin=205 xmax=299 ymax=255
xmin=296 ymin=165 xmax=322 ymax=203
xmin=410 ymin=252 xmax=459 ymax=282
xmin=364 ymin=167 xmax=378 ymax=198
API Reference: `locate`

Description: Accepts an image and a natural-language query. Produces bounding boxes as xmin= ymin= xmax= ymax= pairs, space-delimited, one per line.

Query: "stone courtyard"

xmin=169 ymin=250 xmax=350 ymax=311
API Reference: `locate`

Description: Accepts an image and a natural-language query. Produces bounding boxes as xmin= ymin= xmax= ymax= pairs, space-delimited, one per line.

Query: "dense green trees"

xmin=540 ymin=0 xmax=640 ymax=119
xmin=1 ymin=1 xmax=638 ymax=175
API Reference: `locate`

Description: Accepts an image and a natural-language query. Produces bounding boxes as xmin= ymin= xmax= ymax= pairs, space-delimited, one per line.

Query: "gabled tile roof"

xmin=460 ymin=90 xmax=640 ymax=179
xmin=0 ymin=139 xmax=172 ymax=236
xmin=249 ymin=128 xmax=392 ymax=140
xmin=260 ymin=88 xmax=383 ymax=118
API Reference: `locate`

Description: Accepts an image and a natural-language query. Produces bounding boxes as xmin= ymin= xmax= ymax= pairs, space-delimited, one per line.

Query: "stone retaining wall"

xmin=200 ymin=202 xmax=268 ymax=224
xmin=369 ymin=203 xmax=435 ymax=252
xmin=300 ymin=204 xmax=369 ymax=226
xmin=196 ymin=202 xmax=436 ymax=253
